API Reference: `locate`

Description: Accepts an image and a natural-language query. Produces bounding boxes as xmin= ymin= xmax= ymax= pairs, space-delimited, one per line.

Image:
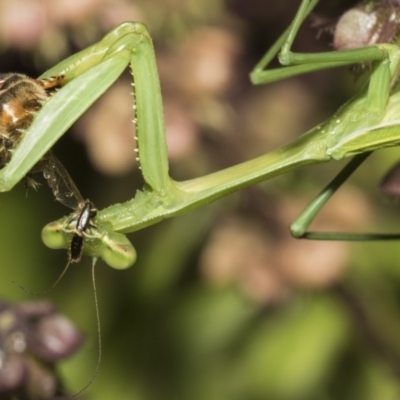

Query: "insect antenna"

xmin=11 ymin=257 xmax=72 ymax=296
xmin=70 ymin=257 xmax=102 ymax=397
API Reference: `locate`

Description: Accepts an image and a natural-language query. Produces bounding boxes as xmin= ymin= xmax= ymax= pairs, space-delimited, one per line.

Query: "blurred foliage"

xmin=1 ymin=0 xmax=400 ymax=399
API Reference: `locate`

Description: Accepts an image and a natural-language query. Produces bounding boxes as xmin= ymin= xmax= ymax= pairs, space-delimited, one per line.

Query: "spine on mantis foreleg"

xmin=69 ymin=22 xmax=173 ymax=195
xmin=0 ymin=23 xmax=173 ymax=195
xmin=73 ymin=22 xmax=173 ymax=195
xmin=125 ymin=23 xmax=173 ymax=196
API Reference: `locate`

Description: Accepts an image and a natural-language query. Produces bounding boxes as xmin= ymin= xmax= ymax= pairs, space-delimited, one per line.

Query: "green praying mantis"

xmin=2 ymin=0 xmax=400 ymax=270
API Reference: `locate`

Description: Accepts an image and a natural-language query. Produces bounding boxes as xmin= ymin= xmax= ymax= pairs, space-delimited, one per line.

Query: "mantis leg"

xmin=250 ymin=0 xmax=349 ymax=85
xmin=278 ymin=0 xmax=389 ymax=66
xmin=290 ymin=152 xmax=400 ymax=241
xmin=250 ymin=1 xmax=400 ymax=241
xmin=250 ymin=0 xmax=399 ymax=117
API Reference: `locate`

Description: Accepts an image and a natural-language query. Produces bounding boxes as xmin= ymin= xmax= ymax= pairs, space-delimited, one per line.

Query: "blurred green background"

xmin=3 ymin=0 xmax=400 ymax=399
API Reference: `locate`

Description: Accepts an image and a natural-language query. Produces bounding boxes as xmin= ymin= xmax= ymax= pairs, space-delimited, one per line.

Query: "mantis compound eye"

xmin=99 ymin=231 xmax=137 ymax=270
xmin=41 ymin=220 xmax=67 ymax=250
xmin=41 ymin=219 xmax=136 ymax=269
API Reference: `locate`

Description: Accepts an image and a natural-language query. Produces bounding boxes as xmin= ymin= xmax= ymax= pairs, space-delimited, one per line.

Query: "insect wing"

xmin=43 ymin=153 xmax=84 ymax=210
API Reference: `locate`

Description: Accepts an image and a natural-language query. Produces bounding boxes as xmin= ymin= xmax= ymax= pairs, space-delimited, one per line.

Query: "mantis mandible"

xmin=2 ymin=0 xmax=400 ymax=269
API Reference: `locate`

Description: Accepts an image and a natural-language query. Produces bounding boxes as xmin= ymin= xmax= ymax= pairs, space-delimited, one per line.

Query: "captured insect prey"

xmin=42 ymin=152 xmax=98 ymax=263
xmin=0 ymin=73 xmax=65 ymax=183
xmin=70 ymin=201 xmax=97 ymax=262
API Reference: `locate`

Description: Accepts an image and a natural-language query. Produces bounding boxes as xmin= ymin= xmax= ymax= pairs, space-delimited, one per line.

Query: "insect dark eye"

xmin=0 ymin=137 xmax=13 ymax=149
xmin=21 ymin=98 xmax=42 ymax=111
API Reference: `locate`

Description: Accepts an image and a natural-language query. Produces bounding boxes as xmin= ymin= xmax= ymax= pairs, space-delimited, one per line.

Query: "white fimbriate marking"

xmin=2 ymin=103 xmax=19 ymax=123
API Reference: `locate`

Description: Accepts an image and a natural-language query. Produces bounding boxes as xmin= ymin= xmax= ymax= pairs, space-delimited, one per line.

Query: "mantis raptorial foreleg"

xmin=3 ymin=2 xmax=400 ymax=267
